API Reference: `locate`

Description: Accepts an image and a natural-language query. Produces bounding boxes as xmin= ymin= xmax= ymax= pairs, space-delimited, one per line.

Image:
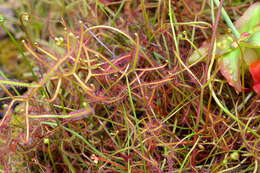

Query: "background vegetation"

xmin=0 ymin=0 xmax=259 ymax=172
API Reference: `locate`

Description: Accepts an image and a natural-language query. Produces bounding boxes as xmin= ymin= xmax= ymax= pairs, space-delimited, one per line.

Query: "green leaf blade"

xmin=218 ymin=48 xmax=242 ymax=92
xmin=235 ymin=2 xmax=260 ymax=34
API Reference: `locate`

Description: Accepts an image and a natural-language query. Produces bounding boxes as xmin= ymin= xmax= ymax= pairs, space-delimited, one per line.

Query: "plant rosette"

xmin=188 ymin=2 xmax=260 ymax=93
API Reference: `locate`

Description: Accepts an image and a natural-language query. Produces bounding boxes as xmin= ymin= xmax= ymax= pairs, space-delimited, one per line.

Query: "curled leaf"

xmin=218 ymin=48 xmax=241 ymax=92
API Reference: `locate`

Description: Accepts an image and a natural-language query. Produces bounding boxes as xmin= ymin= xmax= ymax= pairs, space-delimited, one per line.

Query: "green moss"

xmin=0 ymin=39 xmax=30 ymax=80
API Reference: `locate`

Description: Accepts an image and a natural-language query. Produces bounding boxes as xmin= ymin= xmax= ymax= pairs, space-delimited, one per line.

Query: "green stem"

xmin=213 ymin=0 xmax=240 ymax=39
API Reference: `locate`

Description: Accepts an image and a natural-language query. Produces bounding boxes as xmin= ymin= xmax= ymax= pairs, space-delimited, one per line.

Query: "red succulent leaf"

xmin=249 ymin=60 xmax=260 ymax=93
xmin=249 ymin=60 xmax=260 ymax=83
xmin=253 ymin=84 xmax=260 ymax=93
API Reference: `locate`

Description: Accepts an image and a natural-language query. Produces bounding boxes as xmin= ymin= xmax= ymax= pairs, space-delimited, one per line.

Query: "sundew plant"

xmin=0 ymin=0 xmax=258 ymax=172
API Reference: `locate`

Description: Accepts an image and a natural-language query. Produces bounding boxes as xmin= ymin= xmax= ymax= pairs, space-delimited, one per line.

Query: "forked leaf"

xmin=234 ymin=2 xmax=260 ymax=34
xmin=218 ymin=48 xmax=241 ymax=92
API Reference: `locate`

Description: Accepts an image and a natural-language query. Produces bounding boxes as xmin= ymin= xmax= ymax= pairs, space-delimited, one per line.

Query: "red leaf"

xmin=253 ymin=84 xmax=260 ymax=93
xmin=249 ymin=60 xmax=260 ymax=83
xmin=249 ymin=60 xmax=260 ymax=93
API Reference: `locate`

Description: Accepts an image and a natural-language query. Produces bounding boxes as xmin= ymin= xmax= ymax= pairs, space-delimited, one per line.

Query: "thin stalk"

xmin=207 ymin=41 xmax=259 ymax=138
xmin=213 ymin=0 xmax=240 ymax=39
xmin=168 ymin=0 xmax=180 ymax=56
